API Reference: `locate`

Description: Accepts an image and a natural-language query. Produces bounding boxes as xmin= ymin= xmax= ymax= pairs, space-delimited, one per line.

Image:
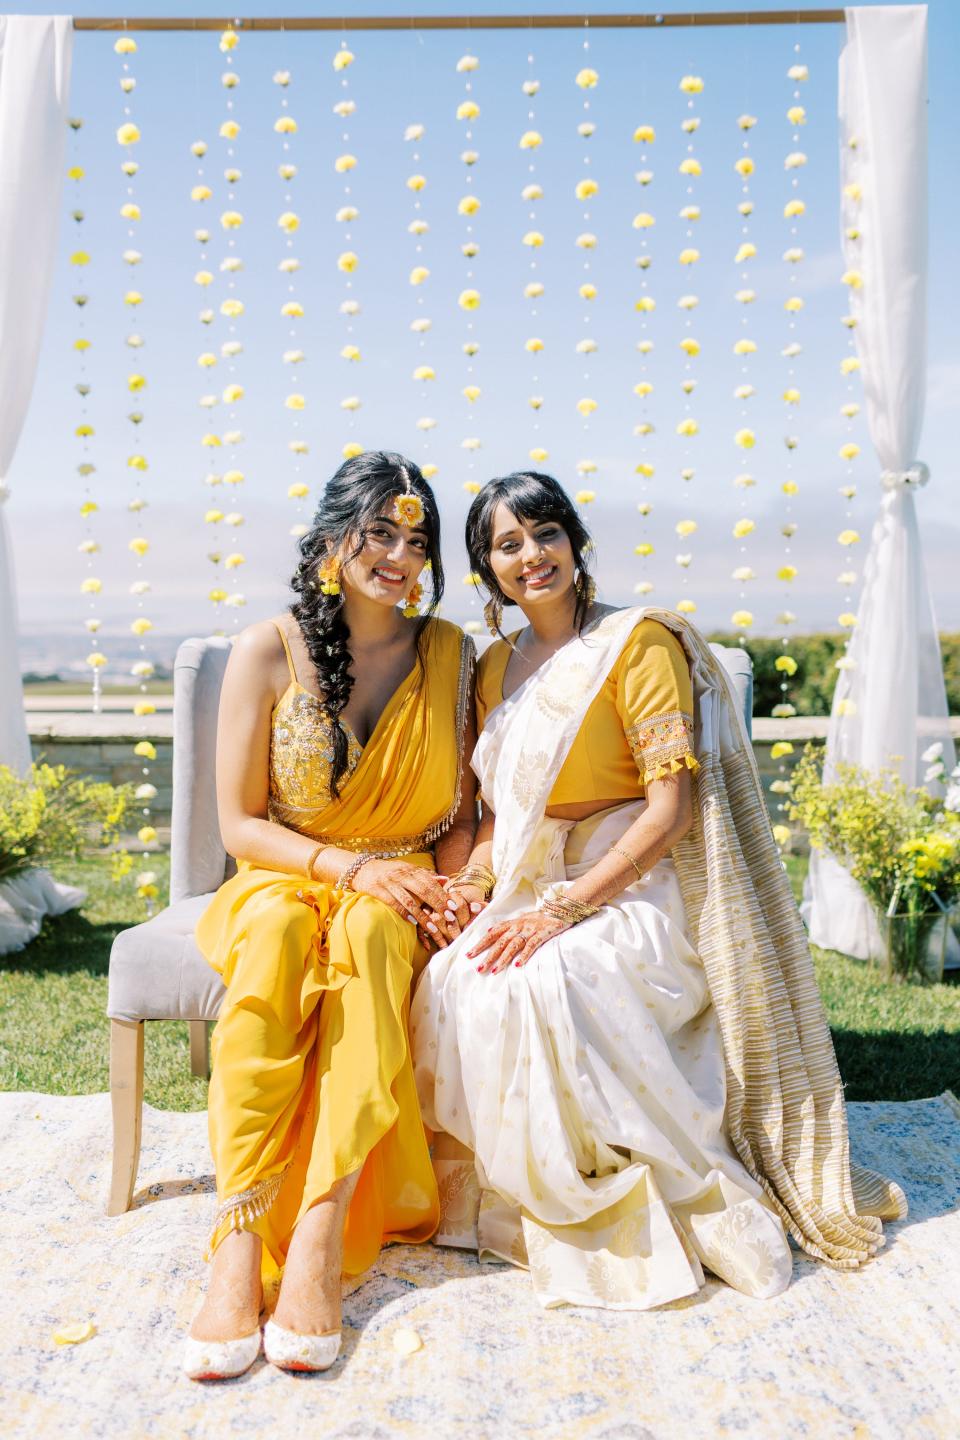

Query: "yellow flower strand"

xmin=672 ymin=67 xmax=705 ymax=615
xmin=518 ymin=47 xmax=547 ymax=522
xmin=575 ymin=30 xmax=598 ymax=520
xmin=729 ymin=75 xmax=758 ymax=649
xmin=68 ymin=116 xmax=104 ymax=705
xmin=457 ymin=49 xmax=481 ymax=497
xmin=115 ymin=35 xmax=157 ymax=887
xmin=276 ymin=55 xmax=309 ymax=544
xmin=631 ymin=82 xmax=656 ymax=606
xmin=217 ymin=25 xmax=246 ymax=626
xmin=334 ymin=36 xmax=362 ymax=463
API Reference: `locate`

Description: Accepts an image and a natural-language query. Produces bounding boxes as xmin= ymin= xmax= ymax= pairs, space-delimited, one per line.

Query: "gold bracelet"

xmin=609 ymin=843 xmax=644 ymax=882
xmin=305 ymin=842 xmax=329 ymax=881
xmin=449 ymin=863 xmax=496 ymax=898
xmin=540 ymin=895 xmax=602 ymax=926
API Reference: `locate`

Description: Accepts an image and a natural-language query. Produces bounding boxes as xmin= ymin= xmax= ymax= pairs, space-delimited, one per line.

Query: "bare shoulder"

xmin=226 ymin=617 xmax=290 ymax=695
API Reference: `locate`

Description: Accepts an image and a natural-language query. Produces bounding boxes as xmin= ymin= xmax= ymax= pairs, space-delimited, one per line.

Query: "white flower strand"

xmin=405 ymin=113 xmax=435 ymax=483
xmin=731 ymin=92 xmax=757 ymax=648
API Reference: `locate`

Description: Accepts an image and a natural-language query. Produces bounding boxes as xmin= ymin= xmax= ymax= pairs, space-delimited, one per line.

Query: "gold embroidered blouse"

xmin=476 ymin=617 xmax=698 ymax=805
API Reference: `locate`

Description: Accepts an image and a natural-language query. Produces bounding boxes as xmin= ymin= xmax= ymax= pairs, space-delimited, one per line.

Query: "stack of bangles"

xmin=447 ymin=863 xmax=496 ymax=899
xmin=333 ymin=848 xmax=405 ymax=893
xmin=538 ymin=894 xmax=602 ymax=926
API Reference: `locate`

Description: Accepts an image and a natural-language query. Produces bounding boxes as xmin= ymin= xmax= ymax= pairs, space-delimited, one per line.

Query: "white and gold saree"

xmin=412 ymin=607 xmax=906 ymax=1310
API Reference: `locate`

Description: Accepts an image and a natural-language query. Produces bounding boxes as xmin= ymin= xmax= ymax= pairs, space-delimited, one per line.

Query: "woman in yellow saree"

xmin=183 ymin=453 xmax=476 ymax=1380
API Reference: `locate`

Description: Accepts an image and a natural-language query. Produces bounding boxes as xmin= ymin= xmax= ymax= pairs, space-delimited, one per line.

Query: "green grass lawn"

xmin=1 ymin=852 xmax=957 ymax=1109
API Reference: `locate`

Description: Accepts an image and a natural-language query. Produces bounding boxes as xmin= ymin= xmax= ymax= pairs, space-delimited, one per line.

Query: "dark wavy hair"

xmin=465 ymin=470 xmax=595 ymax=637
xmin=289 ymin=450 xmax=443 ymax=796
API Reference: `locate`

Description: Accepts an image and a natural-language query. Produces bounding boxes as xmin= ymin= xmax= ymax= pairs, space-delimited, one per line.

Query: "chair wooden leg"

xmin=107 ymin=1019 xmax=144 ymax=1216
xmin=188 ymin=1019 xmax=210 ymax=1079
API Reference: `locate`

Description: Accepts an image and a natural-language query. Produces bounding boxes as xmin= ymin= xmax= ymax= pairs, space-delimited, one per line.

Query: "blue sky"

xmin=8 ymin=0 xmax=959 ymax=669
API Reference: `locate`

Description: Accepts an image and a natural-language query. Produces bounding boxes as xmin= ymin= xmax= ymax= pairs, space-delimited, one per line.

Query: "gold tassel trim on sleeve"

xmin=205 ymin=1162 xmax=291 ymax=1259
xmin=641 ymin=751 xmax=700 ymax=786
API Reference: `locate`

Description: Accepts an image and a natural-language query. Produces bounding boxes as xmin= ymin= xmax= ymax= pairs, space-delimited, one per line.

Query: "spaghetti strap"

xmin=273 ymin=622 xmax=298 ymax=684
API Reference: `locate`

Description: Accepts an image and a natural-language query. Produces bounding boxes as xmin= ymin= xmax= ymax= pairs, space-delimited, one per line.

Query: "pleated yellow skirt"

xmin=195 ymin=857 xmax=440 ymax=1282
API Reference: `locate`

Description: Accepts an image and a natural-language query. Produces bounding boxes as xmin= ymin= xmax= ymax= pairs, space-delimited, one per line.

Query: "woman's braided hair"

xmin=289 ymin=450 xmax=444 ymax=797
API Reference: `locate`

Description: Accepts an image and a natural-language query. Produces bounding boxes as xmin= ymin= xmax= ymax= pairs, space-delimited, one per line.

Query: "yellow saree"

xmin=195 ymin=616 xmax=473 ymax=1282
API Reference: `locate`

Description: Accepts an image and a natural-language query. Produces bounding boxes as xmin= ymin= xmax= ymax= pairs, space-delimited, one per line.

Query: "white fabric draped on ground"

xmin=413 ymin=607 xmax=905 ymax=1311
xmin=805 ymin=4 xmax=954 ymax=960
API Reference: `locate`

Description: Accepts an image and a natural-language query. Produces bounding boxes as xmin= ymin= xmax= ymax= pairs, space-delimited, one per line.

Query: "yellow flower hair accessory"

xmin=393 ymin=493 xmax=425 ymax=528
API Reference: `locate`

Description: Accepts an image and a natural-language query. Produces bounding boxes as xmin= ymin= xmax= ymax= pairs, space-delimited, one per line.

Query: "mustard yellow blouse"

xmin=476 ymin=617 xmax=698 ymax=806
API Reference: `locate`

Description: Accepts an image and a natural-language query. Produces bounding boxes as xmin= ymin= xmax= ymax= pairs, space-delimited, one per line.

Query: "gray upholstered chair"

xmin=105 ymin=635 xmax=753 ymax=1216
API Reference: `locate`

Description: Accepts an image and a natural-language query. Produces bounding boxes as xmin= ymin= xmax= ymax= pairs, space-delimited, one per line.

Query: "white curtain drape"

xmin=0 ymin=16 xmax=79 ymax=957
xmin=804 ymin=4 xmax=954 ymax=960
xmin=0 ymin=15 xmax=73 ymax=774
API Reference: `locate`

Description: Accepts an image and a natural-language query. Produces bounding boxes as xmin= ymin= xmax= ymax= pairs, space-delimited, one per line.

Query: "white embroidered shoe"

xmin=263 ymin=1318 xmax=341 ymax=1373
xmin=182 ymin=1328 xmax=262 ymax=1382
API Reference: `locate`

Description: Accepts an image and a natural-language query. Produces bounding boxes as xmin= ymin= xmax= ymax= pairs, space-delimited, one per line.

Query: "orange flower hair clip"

xmin=392 ymin=492 xmax=424 ymax=528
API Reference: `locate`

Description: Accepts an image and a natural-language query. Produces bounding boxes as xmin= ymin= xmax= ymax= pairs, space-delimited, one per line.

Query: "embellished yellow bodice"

xmin=265 ymin=617 xmax=474 ymax=852
xmin=269 ymin=684 xmax=364 ymax=822
xmin=476 ymin=617 xmax=698 ymax=806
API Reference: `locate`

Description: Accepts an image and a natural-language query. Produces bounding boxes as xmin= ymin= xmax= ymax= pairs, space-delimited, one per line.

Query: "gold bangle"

xmin=609 ymin=843 xmax=644 ymax=882
xmin=540 ymin=895 xmax=602 ymax=926
xmin=305 ymin=842 xmax=328 ymax=881
xmin=449 ymin=863 xmax=496 ymax=898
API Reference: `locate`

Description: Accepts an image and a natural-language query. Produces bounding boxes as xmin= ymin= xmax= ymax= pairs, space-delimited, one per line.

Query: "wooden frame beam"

xmin=73 ymin=12 xmax=846 ymax=34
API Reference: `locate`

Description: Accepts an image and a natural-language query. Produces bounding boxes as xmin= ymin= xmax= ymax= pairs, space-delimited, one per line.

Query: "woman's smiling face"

xmin=337 ymin=503 xmax=429 ymax=608
xmin=486 ymin=501 xmax=576 ymax=610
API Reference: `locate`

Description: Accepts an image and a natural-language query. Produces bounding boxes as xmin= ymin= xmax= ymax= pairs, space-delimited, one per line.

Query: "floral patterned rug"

xmin=1 ymin=1090 xmax=958 ymax=1439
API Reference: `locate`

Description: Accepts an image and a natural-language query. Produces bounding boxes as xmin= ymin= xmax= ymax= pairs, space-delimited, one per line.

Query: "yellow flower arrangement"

xmin=735 ymin=242 xmax=757 ymax=264
xmin=675 ymin=418 xmax=699 ymax=437
xmin=784 ymin=199 xmax=806 ymax=219
xmin=734 ymin=429 xmax=756 ymax=450
xmin=678 ymin=159 xmax=702 ymax=177
xmin=219 ymin=121 xmax=240 ymax=141
xmin=333 ymin=47 xmax=354 ymax=71
xmin=456 ymin=101 xmax=480 ymax=122
xmin=80 ymin=578 xmax=102 ymax=595
xmin=840 ymin=356 xmax=861 ymax=375
xmin=786 ymin=106 xmax=807 ymax=126
xmin=523 ymin=230 xmax=545 ymax=248
xmin=525 ymin=337 xmax=544 ymax=354
xmin=334 ymin=154 xmax=357 ymax=173
xmin=731 ymin=610 xmax=754 ymax=629
xmin=783 ymin=388 xmax=801 ymax=404
xmin=338 ymin=252 xmax=359 ymax=273
xmin=634 ymin=542 xmax=654 ymax=557
xmin=775 ymin=655 xmax=799 ymax=677
xmin=839 ymin=443 xmax=861 ymax=462
xmin=576 ymin=398 xmax=597 ymax=418
xmin=575 ymin=490 xmax=596 ymax=505
xmin=409 ymin=266 xmax=430 ymax=285
xmin=738 ymin=114 xmax=757 ymax=130
xmin=287 ymin=483 xmax=309 ymax=499
xmin=785 ymin=297 xmax=804 ymax=313
xmin=634 ymin=125 xmax=655 ymax=143
xmin=679 ymin=75 xmax=704 ymax=94
xmin=838 ymin=612 xmax=858 ymax=628
xmin=635 ymin=296 xmax=656 ymax=313
xmin=735 ymin=157 xmax=755 ymax=177
xmin=116 ymin=123 xmax=140 ymax=147
xmin=576 ymin=68 xmax=599 ymax=89
xmin=130 ymin=618 xmax=153 ymax=637
xmin=285 ymin=394 xmax=305 ymax=411
xmin=733 ymin=339 xmax=757 ymax=355
xmin=633 ymin=381 xmax=653 ymax=398
xmin=274 ymin=116 xmax=297 ymax=135
xmin=456 ymin=54 xmax=479 ymax=72
xmin=733 ymin=518 xmax=756 ymax=538
xmin=679 ymin=205 xmax=700 ymax=222
xmin=679 ymin=248 xmax=700 ymax=265
xmin=837 ymin=529 xmax=861 ymax=546
xmin=458 ymin=194 xmax=481 ymax=216
xmin=220 ymin=210 xmax=243 ymax=230
xmin=519 ymin=131 xmax=543 ymax=150
xmin=529 ymin=448 xmax=548 ymax=463
xmin=575 ymin=178 xmax=599 ymax=202
xmin=280 ymin=301 xmax=303 ymax=319
xmin=128 ymin=537 xmax=149 ymax=557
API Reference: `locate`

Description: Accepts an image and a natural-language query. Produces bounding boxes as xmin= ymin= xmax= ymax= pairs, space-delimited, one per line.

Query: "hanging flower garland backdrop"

xmin=48 ymin=24 xmax=873 ymax=892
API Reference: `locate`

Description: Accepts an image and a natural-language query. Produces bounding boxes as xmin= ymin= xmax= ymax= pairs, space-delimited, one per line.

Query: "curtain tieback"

xmin=881 ymin=461 xmax=929 ymax=491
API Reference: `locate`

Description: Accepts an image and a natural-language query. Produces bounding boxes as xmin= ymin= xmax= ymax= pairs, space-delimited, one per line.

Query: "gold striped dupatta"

xmin=643 ymin=608 xmax=907 ymax=1265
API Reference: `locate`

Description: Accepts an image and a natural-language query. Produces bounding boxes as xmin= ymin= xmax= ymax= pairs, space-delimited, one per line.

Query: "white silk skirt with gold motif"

xmin=412 ymin=800 xmax=793 ymax=1310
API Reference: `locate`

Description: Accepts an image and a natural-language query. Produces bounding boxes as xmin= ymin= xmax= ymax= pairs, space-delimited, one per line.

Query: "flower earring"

xmin=318 ymin=556 xmax=341 ymax=597
xmin=402 ymin=581 xmax=424 ymax=619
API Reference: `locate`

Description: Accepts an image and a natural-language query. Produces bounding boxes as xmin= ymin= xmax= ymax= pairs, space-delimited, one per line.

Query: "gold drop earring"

xmin=402 ymin=581 xmax=423 ymax=619
xmin=483 ymin=594 xmax=503 ymax=636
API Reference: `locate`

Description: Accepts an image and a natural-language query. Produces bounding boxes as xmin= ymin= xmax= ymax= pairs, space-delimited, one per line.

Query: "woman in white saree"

xmin=413 ymin=471 xmax=906 ymax=1312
